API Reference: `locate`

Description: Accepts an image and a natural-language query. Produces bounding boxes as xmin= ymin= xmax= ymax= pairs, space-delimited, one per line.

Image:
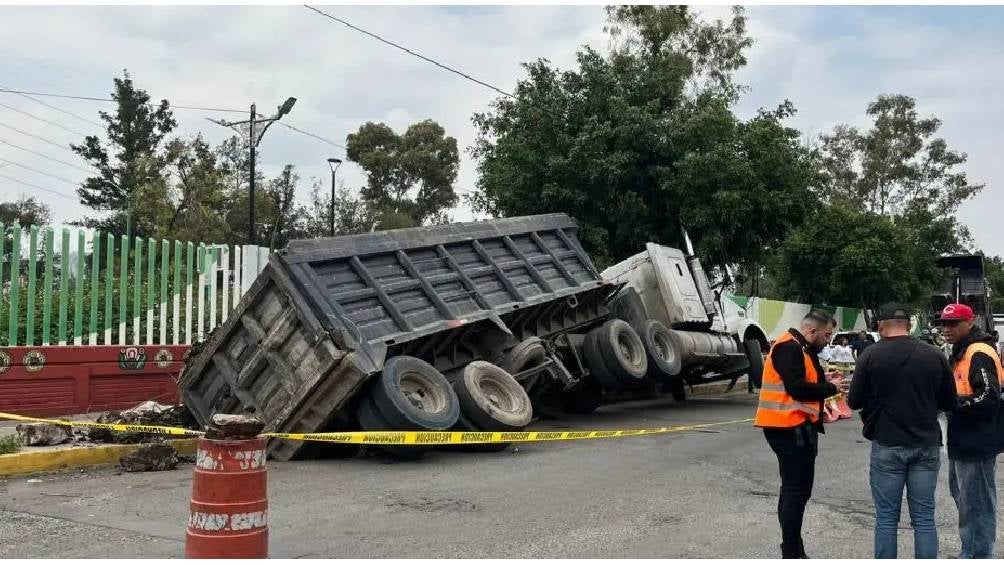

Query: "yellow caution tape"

xmin=0 ymin=411 xmax=203 ymax=437
xmin=262 ymin=418 xmax=754 ymax=445
xmin=0 ymin=411 xmax=752 ymax=445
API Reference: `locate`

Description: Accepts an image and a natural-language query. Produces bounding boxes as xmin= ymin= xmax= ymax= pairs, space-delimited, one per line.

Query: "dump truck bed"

xmin=180 ymin=214 xmax=610 ymax=460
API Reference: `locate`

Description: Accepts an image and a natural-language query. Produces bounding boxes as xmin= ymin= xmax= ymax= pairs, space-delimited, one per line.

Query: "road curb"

xmin=0 ymin=438 xmax=197 ymax=477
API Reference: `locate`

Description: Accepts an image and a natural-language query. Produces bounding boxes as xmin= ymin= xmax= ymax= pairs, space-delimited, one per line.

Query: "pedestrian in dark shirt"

xmin=848 ymin=303 xmax=957 ymax=559
xmin=852 ymin=330 xmax=873 ymax=359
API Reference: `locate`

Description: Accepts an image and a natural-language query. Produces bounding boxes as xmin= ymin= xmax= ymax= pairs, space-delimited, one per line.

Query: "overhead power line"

xmin=0 ymin=171 xmax=75 ymax=200
xmin=302 ymin=5 xmax=514 ymax=98
xmin=0 ymin=157 xmax=81 ymax=186
xmin=0 ymin=100 xmax=87 ymax=137
xmin=0 ymin=88 xmax=247 ymax=114
xmin=0 ymin=82 xmax=105 ymax=128
xmin=279 ymin=122 xmax=347 ymax=150
xmin=0 ymin=119 xmax=78 ymax=154
xmin=0 ymin=139 xmax=96 ymax=174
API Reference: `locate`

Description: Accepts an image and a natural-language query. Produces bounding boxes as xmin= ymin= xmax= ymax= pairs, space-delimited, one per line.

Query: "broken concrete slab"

xmin=15 ymin=424 xmax=72 ymax=446
xmin=119 ymin=443 xmax=178 ymax=473
xmin=207 ymin=414 xmax=265 ymax=439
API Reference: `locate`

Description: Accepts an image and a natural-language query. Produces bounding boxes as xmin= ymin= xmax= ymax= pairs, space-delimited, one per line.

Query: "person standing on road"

xmin=754 ymin=310 xmax=846 ymax=559
xmin=852 ymin=331 xmax=873 ymax=360
xmin=940 ymin=303 xmax=1004 ymax=559
xmin=847 ymin=303 xmax=957 ymax=559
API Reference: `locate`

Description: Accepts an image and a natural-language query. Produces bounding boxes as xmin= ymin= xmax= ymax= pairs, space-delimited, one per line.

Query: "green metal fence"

xmin=0 ymin=223 xmax=268 ymax=347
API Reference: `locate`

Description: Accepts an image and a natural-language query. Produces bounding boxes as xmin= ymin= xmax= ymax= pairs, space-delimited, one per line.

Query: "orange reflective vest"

xmin=952 ymin=342 xmax=1004 ymax=396
xmin=754 ymin=331 xmax=821 ymax=428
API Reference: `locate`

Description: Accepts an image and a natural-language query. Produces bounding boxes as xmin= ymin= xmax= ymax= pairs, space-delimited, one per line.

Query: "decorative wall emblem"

xmin=154 ymin=348 xmax=173 ymax=369
xmin=23 ymin=350 xmax=46 ymax=372
xmin=118 ymin=347 xmax=148 ymax=371
xmin=0 ymin=350 xmax=11 ymax=374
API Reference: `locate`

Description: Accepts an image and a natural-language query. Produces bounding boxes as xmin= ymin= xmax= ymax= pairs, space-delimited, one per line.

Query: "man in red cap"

xmin=940 ymin=302 xmax=1004 ymax=559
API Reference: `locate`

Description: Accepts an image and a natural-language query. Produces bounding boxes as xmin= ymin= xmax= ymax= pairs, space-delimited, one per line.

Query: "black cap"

xmin=876 ymin=302 xmax=911 ymax=321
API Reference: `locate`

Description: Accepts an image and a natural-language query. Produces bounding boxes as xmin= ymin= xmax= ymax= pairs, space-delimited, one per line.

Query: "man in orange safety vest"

xmin=754 ymin=310 xmax=846 ymax=558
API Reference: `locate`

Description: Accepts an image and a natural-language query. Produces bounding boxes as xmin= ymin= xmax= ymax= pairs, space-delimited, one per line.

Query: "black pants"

xmin=764 ymin=425 xmax=818 ymax=551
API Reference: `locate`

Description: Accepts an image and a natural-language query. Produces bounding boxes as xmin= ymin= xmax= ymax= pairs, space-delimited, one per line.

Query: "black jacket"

xmin=767 ymin=328 xmax=838 ymax=432
xmin=947 ymin=329 xmax=1001 ymax=461
xmin=847 ymin=336 xmax=956 ymax=447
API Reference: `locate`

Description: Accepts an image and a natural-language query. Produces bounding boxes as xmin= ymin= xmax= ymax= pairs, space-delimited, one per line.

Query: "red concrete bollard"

xmin=185 ymin=436 xmax=268 ymax=558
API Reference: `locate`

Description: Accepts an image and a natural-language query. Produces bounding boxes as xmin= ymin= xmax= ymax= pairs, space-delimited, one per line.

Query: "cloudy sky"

xmin=0 ymin=4 xmax=1001 ymax=255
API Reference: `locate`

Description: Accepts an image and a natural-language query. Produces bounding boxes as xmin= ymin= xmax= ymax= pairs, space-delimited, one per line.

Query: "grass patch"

xmin=0 ymin=434 xmax=23 ymax=454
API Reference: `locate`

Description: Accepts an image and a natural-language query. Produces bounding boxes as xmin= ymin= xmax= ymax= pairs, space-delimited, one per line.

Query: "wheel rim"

xmin=399 ymin=371 xmax=448 ymax=414
xmin=477 ymin=374 xmax=519 ymax=413
xmin=654 ymin=331 xmax=675 ymax=364
xmin=617 ymin=331 xmax=643 ymax=366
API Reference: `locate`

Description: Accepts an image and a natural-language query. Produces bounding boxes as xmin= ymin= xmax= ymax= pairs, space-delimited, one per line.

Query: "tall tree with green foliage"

xmin=774 ymin=205 xmax=927 ymax=316
xmin=775 ymin=94 xmax=986 ymax=318
xmin=818 ymin=94 xmax=983 ymax=219
xmin=985 ymin=255 xmax=1004 ymax=314
xmin=71 ymin=70 xmax=177 ymax=235
xmin=470 ymin=6 xmax=817 ymax=269
xmin=346 ymin=119 xmax=459 ymax=228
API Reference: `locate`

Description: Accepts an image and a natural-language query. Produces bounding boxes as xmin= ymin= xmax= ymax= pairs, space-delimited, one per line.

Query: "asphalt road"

xmin=1 ymin=390 xmax=998 ymax=559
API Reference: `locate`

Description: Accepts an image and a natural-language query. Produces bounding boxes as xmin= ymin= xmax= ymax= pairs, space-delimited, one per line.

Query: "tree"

xmin=985 ymin=255 xmax=1004 ymax=314
xmin=470 ymin=6 xmax=817 ymax=269
xmin=818 ymin=94 xmax=983 ymax=218
xmin=159 ymin=135 xmax=232 ymax=243
xmin=302 ymin=179 xmax=374 ymax=238
xmin=0 ymin=196 xmax=52 ymax=226
xmin=773 ymin=204 xmax=928 ymax=321
xmin=346 ymin=119 xmax=459 ymax=227
xmin=71 ymin=70 xmax=177 ymax=235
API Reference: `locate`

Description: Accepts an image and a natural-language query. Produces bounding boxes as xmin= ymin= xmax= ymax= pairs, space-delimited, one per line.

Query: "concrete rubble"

xmin=119 ymin=443 xmax=178 ymax=472
xmin=15 ymin=423 xmax=72 ymax=446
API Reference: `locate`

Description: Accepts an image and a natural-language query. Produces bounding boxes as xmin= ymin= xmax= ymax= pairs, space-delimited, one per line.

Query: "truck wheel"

xmin=452 ymin=361 xmax=533 ymax=431
xmin=640 ymin=319 xmax=682 ymax=378
xmin=356 ymin=394 xmax=427 ymax=461
xmin=597 ymin=319 xmax=648 ymax=383
xmin=584 ymin=329 xmax=621 ymax=389
xmin=563 ymin=383 xmax=605 ymax=414
xmin=500 ymin=337 xmax=547 ymax=376
xmin=454 ymin=413 xmax=510 ymax=453
xmin=744 ymin=339 xmax=764 ymax=389
xmin=373 ymin=356 xmax=460 ymax=431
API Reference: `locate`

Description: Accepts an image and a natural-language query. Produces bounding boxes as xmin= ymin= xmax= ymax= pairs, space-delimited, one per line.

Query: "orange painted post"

xmin=185 ymin=434 xmax=268 ymax=558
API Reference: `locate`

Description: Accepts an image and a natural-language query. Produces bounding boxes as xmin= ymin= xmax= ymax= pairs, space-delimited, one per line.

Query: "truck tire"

xmin=454 ymin=413 xmax=510 ymax=453
xmin=563 ymin=383 xmax=605 ymax=414
xmin=452 ymin=361 xmax=533 ymax=431
xmin=356 ymin=394 xmax=427 ymax=461
xmin=640 ymin=319 xmax=682 ymax=379
xmin=583 ymin=329 xmax=621 ymax=389
xmin=500 ymin=337 xmax=547 ymax=376
xmin=596 ymin=319 xmax=648 ymax=384
xmin=744 ymin=339 xmax=764 ymax=389
xmin=372 ymin=356 xmax=460 ymax=431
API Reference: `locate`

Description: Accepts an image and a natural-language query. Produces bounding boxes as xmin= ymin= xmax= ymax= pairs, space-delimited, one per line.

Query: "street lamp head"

xmin=327 ymin=158 xmax=343 ymax=164
xmin=277 ymin=97 xmax=297 ymax=117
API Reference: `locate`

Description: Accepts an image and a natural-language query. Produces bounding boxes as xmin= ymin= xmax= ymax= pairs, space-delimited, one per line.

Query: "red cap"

xmin=941 ymin=303 xmax=974 ymax=321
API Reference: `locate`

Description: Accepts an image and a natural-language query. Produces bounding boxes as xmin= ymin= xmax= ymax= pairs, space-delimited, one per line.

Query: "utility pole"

xmin=326 ymin=157 xmax=343 ymax=236
xmin=209 ymin=97 xmax=297 ymax=245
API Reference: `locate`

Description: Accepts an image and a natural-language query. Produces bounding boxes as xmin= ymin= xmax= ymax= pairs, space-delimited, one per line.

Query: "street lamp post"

xmin=326 ymin=158 xmax=343 ymax=237
xmin=208 ymin=97 xmax=297 ymax=245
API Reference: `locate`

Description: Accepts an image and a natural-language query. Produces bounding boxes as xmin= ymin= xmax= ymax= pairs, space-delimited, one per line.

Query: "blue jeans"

xmin=869 ymin=443 xmax=941 ymax=559
xmin=949 ymin=457 xmax=998 ymax=558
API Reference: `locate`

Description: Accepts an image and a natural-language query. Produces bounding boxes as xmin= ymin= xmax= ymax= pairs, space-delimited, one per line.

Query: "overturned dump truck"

xmin=183 ymin=214 xmax=694 ymax=461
